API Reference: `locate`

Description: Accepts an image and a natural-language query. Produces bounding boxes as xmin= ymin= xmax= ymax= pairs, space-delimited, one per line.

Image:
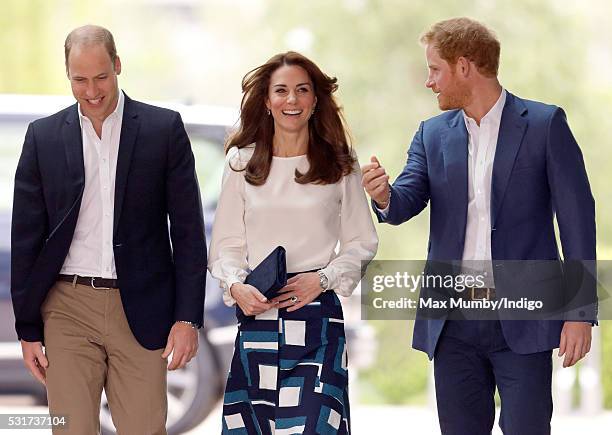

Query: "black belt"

xmin=58 ymin=274 xmax=119 ymax=289
xmin=460 ymin=287 xmax=496 ymax=301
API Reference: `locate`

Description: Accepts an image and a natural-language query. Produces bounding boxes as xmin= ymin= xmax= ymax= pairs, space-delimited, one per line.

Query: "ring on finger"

xmin=290 ymin=296 xmax=298 ymax=304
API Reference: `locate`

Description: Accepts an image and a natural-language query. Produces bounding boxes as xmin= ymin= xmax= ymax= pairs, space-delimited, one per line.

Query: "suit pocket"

xmin=528 ymin=260 xmax=563 ymax=282
xmin=512 ymin=164 xmax=538 ymax=172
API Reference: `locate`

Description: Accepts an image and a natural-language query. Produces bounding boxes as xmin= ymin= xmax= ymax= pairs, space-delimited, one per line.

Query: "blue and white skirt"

xmin=221 ymin=286 xmax=350 ymax=435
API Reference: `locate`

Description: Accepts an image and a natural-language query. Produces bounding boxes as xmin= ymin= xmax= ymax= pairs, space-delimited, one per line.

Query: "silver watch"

xmin=318 ymin=270 xmax=329 ymax=292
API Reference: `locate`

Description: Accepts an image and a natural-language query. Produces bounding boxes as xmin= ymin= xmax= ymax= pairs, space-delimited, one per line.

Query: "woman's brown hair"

xmin=226 ymin=51 xmax=355 ymax=185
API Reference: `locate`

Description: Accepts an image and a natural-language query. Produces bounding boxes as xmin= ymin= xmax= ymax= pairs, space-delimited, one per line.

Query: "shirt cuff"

xmin=222 ymin=277 xmax=243 ymax=306
xmin=375 ymin=201 xmax=390 ymax=217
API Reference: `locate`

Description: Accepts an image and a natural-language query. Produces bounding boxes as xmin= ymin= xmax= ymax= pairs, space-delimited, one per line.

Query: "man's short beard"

xmin=438 ymin=70 xmax=472 ymax=110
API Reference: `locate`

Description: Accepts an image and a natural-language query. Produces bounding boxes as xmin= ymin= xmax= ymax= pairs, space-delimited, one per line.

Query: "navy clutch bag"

xmin=236 ymin=246 xmax=287 ymax=320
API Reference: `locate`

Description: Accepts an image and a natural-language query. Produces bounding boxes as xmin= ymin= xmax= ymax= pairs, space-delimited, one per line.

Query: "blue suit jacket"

xmin=11 ymin=95 xmax=207 ymax=349
xmin=374 ymin=92 xmax=596 ymax=359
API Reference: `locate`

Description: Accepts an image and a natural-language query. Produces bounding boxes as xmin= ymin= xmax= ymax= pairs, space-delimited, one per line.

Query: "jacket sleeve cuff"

xmin=16 ymin=323 xmax=44 ymax=343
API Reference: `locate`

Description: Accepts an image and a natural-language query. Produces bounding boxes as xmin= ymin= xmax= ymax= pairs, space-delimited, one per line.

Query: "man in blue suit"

xmin=11 ymin=25 xmax=206 ymax=434
xmin=362 ymin=17 xmax=596 ymax=435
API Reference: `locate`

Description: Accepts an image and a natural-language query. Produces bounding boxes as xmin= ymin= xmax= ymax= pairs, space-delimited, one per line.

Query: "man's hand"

xmin=20 ymin=340 xmax=48 ymax=385
xmin=362 ymin=156 xmax=390 ymax=208
xmin=559 ymin=321 xmax=592 ymax=368
xmin=162 ymin=322 xmax=199 ymax=371
xmin=230 ymin=283 xmax=275 ymax=316
xmin=271 ymin=272 xmax=322 ymax=312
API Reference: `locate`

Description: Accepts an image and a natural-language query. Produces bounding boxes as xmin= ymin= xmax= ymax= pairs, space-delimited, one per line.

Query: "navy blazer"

xmin=11 ymin=94 xmax=207 ymax=350
xmin=374 ymin=92 xmax=596 ymax=359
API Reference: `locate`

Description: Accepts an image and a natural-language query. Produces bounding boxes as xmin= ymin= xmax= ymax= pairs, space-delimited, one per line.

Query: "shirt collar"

xmin=462 ymin=88 xmax=507 ymax=128
xmin=78 ymin=89 xmax=125 ymax=128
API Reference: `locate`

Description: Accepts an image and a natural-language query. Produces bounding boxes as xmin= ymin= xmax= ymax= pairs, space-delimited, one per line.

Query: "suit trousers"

xmin=41 ymin=281 xmax=167 ymax=435
xmin=433 ymin=319 xmax=553 ymax=435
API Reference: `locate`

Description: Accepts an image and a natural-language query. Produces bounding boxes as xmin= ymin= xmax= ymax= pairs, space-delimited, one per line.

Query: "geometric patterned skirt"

xmin=221 ymin=289 xmax=350 ymax=434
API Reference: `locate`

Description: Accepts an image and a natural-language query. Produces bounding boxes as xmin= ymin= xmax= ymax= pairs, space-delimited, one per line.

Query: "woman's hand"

xmin=271 ymin=272 xmax=323 ymax=312
xmin=230 ymin=283 xmax=275 ymax=316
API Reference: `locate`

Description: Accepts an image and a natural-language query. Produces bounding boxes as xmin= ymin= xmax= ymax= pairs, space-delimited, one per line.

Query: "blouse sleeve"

xmin=320 ymin=155 xmax=379 ymax=296
xmin=208 ymin=147 xmax=249 ymax=306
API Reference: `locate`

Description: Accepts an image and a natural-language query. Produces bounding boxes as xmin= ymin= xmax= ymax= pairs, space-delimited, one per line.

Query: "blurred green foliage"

xmin=603 ymin=323 xmax=612 ymax=408
xmin=359 ymin=320 xmax=430 ymax=405
xmin=1 ymin=0 xmax=611 ymax=407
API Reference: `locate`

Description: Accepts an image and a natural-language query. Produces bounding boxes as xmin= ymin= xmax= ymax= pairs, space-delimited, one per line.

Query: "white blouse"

xmin=208 ymin=145 xmax=379 ymax=306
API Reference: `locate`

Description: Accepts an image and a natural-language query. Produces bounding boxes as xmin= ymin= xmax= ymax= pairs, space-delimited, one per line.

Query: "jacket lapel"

xmin=62 ymin=104 xmax=85 ymax=200
xmin=113 ymin=95 xmax=140 ymax=236
xmin=491 ymin=93 xmax=528 ymax=228
xmin=441 ymin=111 xmax=469 ymax=254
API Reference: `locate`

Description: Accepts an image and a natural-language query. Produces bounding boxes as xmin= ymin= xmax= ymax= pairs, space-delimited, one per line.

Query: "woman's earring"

xmin=267 ymin=109 xmax=271 ymax=116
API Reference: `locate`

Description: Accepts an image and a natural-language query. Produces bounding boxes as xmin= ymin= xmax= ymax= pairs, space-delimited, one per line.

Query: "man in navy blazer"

xmin=363 ymin=18 xmax=596 ymax=435
xmin=11 ymin=25 xmax=206 ymax=434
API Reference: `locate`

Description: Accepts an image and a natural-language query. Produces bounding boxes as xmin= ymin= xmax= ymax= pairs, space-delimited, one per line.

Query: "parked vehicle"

xmin=0 ymin=94 xmax=376 ymax=434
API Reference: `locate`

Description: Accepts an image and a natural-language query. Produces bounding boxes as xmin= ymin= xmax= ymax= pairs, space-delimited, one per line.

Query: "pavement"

xmin=189 ymin=403 xmax=612 ymax=434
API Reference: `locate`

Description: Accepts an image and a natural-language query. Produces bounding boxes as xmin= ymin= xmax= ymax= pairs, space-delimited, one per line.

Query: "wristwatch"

xmin=318 ymin=270 xmax=329 ymax=292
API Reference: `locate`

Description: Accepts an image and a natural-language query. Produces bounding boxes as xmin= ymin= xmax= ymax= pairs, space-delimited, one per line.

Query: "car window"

xmin=0 ymin=121 xmax=27 ymax=211
xmin=190 ymin=135 xmax=225 ymax=203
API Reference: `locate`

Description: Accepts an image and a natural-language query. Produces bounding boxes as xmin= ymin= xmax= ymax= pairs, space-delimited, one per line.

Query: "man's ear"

xmin=114 ymin=56 xmax=122 ymax=75
xmin=456 ymin=56 xmax=471 ymax=78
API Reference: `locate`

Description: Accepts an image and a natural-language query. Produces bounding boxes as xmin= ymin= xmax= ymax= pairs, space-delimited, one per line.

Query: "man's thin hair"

xmin=64 ymin=25 xmax=117 ymax=71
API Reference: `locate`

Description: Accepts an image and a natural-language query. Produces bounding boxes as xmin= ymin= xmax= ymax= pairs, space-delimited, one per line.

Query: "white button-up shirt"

xmin=209 ymin=146 xmax=379 ymax=306
xmin=60 ymin=90 xmax=124 ymax=279
xmin=460 ymin=88 xmax=506 ymax=287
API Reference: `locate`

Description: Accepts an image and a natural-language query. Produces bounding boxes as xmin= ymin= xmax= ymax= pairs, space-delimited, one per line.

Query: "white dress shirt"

xmin=60 ymin=90 xmax=124 ymax=279
xmin=208 ymin=145 xmax=379 ymax=306
xmin=460 ymin=89 xmax=506 ymax=287
xmin=377 ymin=89 xmax=507 ymax=287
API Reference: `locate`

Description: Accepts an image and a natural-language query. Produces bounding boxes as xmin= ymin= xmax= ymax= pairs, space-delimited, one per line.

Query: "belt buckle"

xmin=90 ymin=277 xmax=111 ymax=290
xmin=470 ymin=287 xmax=490 ymax=301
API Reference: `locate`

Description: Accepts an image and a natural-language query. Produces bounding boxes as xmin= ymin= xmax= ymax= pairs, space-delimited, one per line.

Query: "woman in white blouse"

xmin=209 ymin=51 xmax=378 ymax=435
